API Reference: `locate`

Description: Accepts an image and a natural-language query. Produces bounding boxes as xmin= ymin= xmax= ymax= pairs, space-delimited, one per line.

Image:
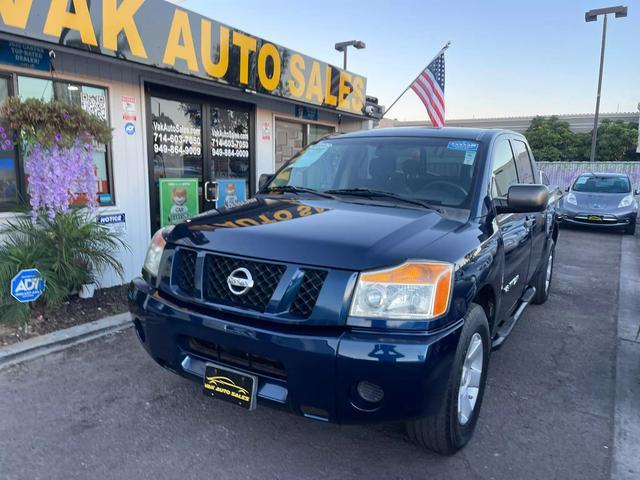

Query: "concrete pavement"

xmin=0 ymin=229 xmax=629 ymax=480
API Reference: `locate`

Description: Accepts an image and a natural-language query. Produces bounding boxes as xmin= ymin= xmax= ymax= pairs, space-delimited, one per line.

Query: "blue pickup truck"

xmin=129 ymin=127 xmax=559 ymax=455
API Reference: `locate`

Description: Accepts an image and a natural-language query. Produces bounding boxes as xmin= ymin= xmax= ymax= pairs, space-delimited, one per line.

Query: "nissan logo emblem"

xmin=227 ymin=267 xmax=254 ymax=296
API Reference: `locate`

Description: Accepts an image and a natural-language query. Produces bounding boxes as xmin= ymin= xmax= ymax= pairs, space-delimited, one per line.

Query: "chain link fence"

xmin=538 ymin=162 xmax=640 ymax=190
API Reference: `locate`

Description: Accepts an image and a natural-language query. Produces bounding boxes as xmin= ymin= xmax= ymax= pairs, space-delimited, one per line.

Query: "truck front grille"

xmin=290 ymin=269 xmax=327 ymax=318
xmin=174 ymin=249 xmax=197 ymax=295
xmin=203 ymin=254 xmax=286 ymax=312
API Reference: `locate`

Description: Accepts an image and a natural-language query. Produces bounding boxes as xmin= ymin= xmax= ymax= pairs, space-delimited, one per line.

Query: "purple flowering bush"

xmin=1 ymin=97 xmax=111 ymax=218
xmin=0 ymin=98 xmax=125 ymax=324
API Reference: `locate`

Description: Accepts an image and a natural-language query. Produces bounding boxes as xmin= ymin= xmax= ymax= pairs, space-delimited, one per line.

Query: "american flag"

xmin=410 ymin=53 xmax=446 ymax=127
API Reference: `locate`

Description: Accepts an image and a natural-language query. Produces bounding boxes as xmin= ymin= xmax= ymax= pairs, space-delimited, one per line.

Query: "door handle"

xmin=204 ymin=181 xmax=218 ymax=203
xmin=524 ymin=216 xmax=536 ymax=228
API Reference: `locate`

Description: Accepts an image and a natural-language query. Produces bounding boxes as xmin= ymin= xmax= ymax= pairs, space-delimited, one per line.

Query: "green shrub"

xmin=0 ymin=209 xmax=129 ymax=324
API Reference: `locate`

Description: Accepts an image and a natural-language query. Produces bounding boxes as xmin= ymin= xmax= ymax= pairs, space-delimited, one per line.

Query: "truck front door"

xmin=491 ymin=138 xmax=532 ymax=314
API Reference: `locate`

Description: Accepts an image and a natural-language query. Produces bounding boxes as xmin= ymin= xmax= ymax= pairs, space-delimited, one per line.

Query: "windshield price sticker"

xmin=447 ymin=140 xmax=479 ymax=152
xmin=463 ymin=151 xmax=477 ymax=165
xmin=293 ymin=143 xmax=332 ymax=168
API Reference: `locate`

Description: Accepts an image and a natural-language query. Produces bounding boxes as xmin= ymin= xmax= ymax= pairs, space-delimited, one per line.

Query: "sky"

xmin=178 ymin=0 xmax=639 ymax=121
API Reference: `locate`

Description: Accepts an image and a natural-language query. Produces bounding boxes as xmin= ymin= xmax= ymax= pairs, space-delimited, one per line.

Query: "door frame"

xmin=144 ymin=82 xmax=256 ymax=234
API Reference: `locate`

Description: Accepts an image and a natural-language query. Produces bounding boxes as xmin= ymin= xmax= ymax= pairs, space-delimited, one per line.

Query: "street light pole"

xmin=590 ymin=14 xmax=608 ymax=163
xmin=334 ymin=40 xmax=366 ymax=70
xmin=585 ymin=5 xmax=628 ymax=162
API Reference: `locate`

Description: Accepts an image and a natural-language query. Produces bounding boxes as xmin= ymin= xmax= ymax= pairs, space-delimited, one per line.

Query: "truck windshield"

xmin=572 ymin=175 xmax=630 ymax=194
xmin=266 ymin=136 xmax=482 ymax=208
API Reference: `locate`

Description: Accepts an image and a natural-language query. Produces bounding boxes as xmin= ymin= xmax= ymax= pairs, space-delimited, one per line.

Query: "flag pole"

xmin=382 ymin=41 xmax=451 ymax=118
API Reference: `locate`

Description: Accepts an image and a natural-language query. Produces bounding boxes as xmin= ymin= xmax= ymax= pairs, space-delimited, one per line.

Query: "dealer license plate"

xmin=203 ymin=363 xmax=257 ymax=410
xmin=587 ymin=215 xmax=603 ymax=221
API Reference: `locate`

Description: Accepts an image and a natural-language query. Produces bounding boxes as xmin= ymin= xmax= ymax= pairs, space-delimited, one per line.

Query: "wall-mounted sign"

xmin=261 ymin=121 xmax=271 ymax=141
xmin=159 ymin=178 xmax=199 ymax=227
xmin=11 ymin=268 xmax=45 ymax=303
xmin=295 ymin=105 xmax=319 ymax=121
xmin=121 ymin=95 xmax=137 ymax=121
xmin=0 ymin=40 xmax=49 ymax=71
xmin=216 ymin=179 xmax=247 ymax=210
xmin=0 ymin=0 xmax=366 ymax=116
xmin=97 ymin=213 xmax=126 ymax=235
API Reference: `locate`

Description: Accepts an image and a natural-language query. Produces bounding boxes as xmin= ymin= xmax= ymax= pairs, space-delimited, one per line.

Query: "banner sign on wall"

xmin=0 ymin=0 xmax=367 ymax=116
xmin=0 ymin=40 xmax=49 ymax=71
xmin=216 ymin=179 xmax=247 ymax=210
xmin=159 ymin=178 xmax=199 ymax=227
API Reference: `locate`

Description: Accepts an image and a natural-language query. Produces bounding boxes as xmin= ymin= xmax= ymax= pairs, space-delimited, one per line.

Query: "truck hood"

xmin=169 ymin=196 xmax=463 ymax=270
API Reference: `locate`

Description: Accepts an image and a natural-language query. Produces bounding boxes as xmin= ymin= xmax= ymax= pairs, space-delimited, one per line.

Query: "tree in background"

xmin=596 ymin=119 xmax=638 ymax=162
xmin=524 ymin=116 xmax=638 ymax=162
xmin=524 ymin=116 xmax=589 ymax=162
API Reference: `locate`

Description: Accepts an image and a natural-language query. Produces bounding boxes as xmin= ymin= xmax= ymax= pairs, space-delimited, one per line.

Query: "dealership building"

xmin=0 ymin=0 xmax=380 ymax=286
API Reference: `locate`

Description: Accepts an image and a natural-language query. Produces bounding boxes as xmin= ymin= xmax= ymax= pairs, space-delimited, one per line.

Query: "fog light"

xmin=356 ymin=381 xmax=384 ymax=403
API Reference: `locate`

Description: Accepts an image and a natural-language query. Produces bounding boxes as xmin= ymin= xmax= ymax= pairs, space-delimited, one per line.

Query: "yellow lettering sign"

xmin=102 ymin=0 xmax=147 ymax=58
xmin=232 ymin=31 xmax=257 ymax=85
xmin=162 ymin=9 xmax=199 ymax=72
xmin=305 ymin=61 xmax=323 ymax=103
xmin=338 ymin=71 xmax=352 ymax=109
xmin=201 ymin=20 xmax=229 ymax=79
xmin=324 ymin=65 xmax=337 ymax=106
xmin=287 ymin=53 xmax=305 ymax=98
xmin=351 ymin=76 xmax=365 ymax=113
xmin=43 ymin=0 xmax=97 ymax=46
xmin=257 ymin=42 xmax=281 ymax=91
xmin=0 ymin=0 xmax=33 ymax=28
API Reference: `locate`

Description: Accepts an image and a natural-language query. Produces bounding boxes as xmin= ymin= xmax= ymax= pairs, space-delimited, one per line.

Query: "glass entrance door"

xmin=146 ymin=86 xmax=254 ymax=233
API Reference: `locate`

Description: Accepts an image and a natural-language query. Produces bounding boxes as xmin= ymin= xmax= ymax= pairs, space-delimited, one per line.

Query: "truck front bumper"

xmin=128 ymin=277 xmax=463 ymax=424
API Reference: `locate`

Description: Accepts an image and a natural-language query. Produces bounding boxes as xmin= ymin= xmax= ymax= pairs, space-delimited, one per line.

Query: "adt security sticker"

xmin=124 ymin=122 xmax=136 ymax=136
xmin=447 ymin=140 xmax=479 ymax=152
xmin=11 ymin=268 xmax=45 ymax=303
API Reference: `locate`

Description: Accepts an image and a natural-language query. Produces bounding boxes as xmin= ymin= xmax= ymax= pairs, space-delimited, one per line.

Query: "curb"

xmin=0 ymin=312 xmax=132 ymax=371
xmin=612 ymin=234 xmax=640 ymax=480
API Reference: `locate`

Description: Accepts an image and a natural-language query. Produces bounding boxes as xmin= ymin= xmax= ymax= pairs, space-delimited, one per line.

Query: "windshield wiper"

xmin=325 ymin=188 xmax=441 ymax=211
xmin=266 ymin=185 xmax=336 ymax=199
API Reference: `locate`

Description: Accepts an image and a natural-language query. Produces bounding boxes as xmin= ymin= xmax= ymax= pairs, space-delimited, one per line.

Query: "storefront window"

xmin=0 ymin=77 xmax=18 ymax=207
xmin=210 ymin=106 xmax=250 ymax=180
xmin=275 ymin=119 xmax=334 ymax=171
xmin=17 ymin=75 xmax=114 ymax=205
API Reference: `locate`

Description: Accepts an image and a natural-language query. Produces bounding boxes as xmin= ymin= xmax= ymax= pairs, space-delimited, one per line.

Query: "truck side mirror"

xmin=565 ymin=186 xmax=570 ymax=192
xmin=634 ymin=189 xmax=639 ymax=196
xmin=494 ymin=184 xmax=549 ymax=214
xmin=259 ymin=173 xmax=273 ymax=191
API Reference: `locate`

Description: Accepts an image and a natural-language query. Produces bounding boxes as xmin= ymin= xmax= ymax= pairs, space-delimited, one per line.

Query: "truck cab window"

xmin=491 ymin=139 xmax=518 ymax=197
xmin=511 ymin=139 xmax=535 ymax=184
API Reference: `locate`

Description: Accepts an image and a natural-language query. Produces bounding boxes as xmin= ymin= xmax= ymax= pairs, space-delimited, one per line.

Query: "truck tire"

xmin=532 ymin=240 xmax=555 ymax=305
xmin=406 ymin=304 xmax=490 ymax=455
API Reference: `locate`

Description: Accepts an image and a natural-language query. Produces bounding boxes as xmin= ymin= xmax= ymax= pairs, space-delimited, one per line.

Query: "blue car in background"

xmin=129 ymin=128 xmax=560 ymax=455
xmin=559 ymin=173 xmax=638 ymax=235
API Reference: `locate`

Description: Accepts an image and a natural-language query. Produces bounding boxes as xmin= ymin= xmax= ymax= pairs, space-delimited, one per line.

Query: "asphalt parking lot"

xmin=0 ymin=228 xmax=635 ymax=480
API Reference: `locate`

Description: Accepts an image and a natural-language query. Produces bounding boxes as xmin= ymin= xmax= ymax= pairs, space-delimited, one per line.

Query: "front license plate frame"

xmin=203 ymin=363 xmax=258 ymax=411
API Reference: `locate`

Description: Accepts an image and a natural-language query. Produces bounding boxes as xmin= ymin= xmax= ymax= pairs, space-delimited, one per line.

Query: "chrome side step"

xmin=491 ymin=286 xmax=536 ymax=350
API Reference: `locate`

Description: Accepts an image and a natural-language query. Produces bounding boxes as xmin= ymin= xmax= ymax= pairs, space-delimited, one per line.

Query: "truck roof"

xmin=337 ymin=126 xmax=521 ymax=142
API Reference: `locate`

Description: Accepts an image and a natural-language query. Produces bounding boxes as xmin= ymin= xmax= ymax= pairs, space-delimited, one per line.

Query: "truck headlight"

xmin=349 ymin=261 xmax=453 ymax=320
xmin=143 ymin=226 xmax=174 ymax=277
xmin=618 ymin=194 xmax=634 ymax=208
xmin=565 ymin=192 xmax=577 ymax=206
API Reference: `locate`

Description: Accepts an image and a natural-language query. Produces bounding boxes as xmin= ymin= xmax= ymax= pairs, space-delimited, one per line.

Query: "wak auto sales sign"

xmin=11 ymin=268 xmax=46 ymax=303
